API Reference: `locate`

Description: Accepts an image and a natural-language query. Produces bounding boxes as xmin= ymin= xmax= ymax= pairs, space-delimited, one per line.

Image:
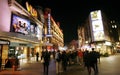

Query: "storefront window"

xmin=8 ymin=47 xmax=24 ymax=58
xmin=8 ymin=47 xmax=15 ymax=57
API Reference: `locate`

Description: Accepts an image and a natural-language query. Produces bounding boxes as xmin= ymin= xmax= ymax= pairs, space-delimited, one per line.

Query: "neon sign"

xmin=26 ymin=2 xmax=37 ymax=17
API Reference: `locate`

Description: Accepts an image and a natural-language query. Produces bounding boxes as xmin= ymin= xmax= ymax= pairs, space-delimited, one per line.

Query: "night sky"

xmin=25 ymin=0 xmax=120 ymax=44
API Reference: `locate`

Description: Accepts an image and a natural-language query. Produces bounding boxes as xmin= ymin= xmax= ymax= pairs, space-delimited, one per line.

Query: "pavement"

xmin=0 ymin=59 xmax=56 ymax=75
xmin=1 ymin=54 xmax=120 ymax=75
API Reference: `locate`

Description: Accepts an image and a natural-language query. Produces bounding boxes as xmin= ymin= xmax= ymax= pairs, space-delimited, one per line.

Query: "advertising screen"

xmin=30 ymin=24 xmax=37 ymax=36
xmin=92 ymin=20 xmax=104 ymax=31
xmin=93 ymin=31 xmax=105 ymax=41
xmin=11 ymin=14 xmax=30 ymax=35
xmin=90 ymin=10 xmax=105 ymax=41
xmin=30 ymin=23 xmax=42 ymax=40
xmin=35 ymin=26 xmax=42 ymax=40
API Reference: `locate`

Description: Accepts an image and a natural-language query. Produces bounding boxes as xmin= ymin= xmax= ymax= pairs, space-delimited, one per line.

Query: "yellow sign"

xmin=26 ymin=2 xmax=38 ymax=17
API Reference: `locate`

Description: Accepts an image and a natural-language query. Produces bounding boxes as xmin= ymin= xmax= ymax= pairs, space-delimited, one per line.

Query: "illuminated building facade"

xmin=0 ymin=0 xmax=44 ymax=65
xmin=89 ymin=10 xmax=112 ymax=54
xmin=78 ymin=19 xmax=92 ymax=50
xmin=43 ymin=8 xmax=64 ymax=50
xmin=78 ymin=25 xmax=85 ymax=48
xmin=110 ymin=20 xmax=119 ymax=42
xmin=109 ymin=20 xmax=120 ymax=51
xmin=78 ymin=10 xmax=115 ymax=54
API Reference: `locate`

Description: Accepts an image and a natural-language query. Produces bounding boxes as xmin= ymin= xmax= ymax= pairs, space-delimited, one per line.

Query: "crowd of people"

xmin=83 ymin=48 xmax=100 ymax=75
xmin=37 ymin=48 xmax=100 ymax=75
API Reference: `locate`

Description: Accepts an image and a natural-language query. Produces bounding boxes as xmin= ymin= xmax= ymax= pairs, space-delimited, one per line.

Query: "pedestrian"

xmin=96 ymin=51 xmax=101 ymax=64
xmin=42 ymin=49 xmax=50 ymax=75
xmin=89 ymin=48 xmax=99 ymax=75
xmin=61 ymin=51 xmax=68 ymax=72
xmin=41 ymin=50 xmax=45 ymax=60
xmin=55 ymin=50 xmax=62 ymax=74
xmin=77 ymin=49 xmax=83 ymax=65
xmin=83 ymin=50 xmax=91 ymax=75
xmin=36 ymin=52 xmax=39 ymax=62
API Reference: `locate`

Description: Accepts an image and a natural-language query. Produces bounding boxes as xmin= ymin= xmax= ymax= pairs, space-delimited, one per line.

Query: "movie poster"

xmin=11 ymin=14 xmax=30 ymax=35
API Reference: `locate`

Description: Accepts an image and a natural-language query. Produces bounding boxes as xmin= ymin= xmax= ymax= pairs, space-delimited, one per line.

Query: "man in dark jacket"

xmin=89 ymin=48 xmax=99 ymax=75
xmin=61 ymin=51 xmax=68 ymax=72
xmin=42 ymin=50 xmax=50 ymax=75
xmin=83 ymin=50 xmax=91 ymax=75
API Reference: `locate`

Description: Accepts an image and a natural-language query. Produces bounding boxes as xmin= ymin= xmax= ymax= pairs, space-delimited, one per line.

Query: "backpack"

xmin=55 ymin=52 xmax=61 ymax=62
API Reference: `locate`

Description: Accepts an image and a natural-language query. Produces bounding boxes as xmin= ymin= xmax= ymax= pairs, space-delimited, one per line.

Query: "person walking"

xmin=96 ymin=51 xmax=101 ymax=64
xmin=61 ymin=51 xmax=68 ymax=72
xmin=42 ymin=49 xmax=50 ymax=75
xmin=36 ymin=52 xmax=39 ymax=62
xmin=83 ymin=50 xmax=91 ymax=75
xmin=55 ymin=50 xmax=62 ymax=74
xmin=89 ymin=48 xmax=99 ymax=75
xmin=77 ymin=49 xmax=83 ymax=65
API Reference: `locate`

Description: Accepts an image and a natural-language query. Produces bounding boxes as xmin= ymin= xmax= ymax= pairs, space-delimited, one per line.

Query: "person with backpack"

xmin=55 ymin=50 xmax=62 ymax=74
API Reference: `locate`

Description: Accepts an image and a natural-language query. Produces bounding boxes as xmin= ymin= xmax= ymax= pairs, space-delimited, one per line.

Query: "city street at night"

xmin=1 ymin=54 xmax=120 ymax=75
xmin=0 ymin=1 xmax=120 ymax=75
xmin=61 ymin=53 xmax=120 ymax=75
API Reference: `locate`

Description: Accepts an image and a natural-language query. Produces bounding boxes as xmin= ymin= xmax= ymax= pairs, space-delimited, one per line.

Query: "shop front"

xmin=0 ymin=0 xmax=43 ymax=68
xmin=0 ymin=39 xmax=10 ymax=69
xmin=90 ymin=41 xmax=113 ymax=56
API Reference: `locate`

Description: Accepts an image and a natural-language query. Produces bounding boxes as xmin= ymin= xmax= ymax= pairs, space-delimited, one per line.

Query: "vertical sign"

xmin=90 ymin=10 xmax=105 ymax=41
xmin=47 ymin=13 xmax=52 ymax=37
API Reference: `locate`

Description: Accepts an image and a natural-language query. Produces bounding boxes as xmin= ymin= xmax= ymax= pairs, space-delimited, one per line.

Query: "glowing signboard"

xmin=90 ymin=10 xmax=105 ymax=41
xmin=26 ymin=2 xmax=37 ymax=17
xmin=92 ymin=20 xmax=104 ymax=31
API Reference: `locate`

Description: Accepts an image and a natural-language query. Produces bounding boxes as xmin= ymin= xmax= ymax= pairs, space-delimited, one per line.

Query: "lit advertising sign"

xmin=90 ymin=10 xmax=102 ymax=21
xmin=30 ymin=24 xmax=39 ymax=37
xmin=46 ymin=13 xmax=52 ymax=37
xmin=36 ymin=26 xmax=42 ymax=40
xmin=93 ymin=31 xmax=105 ymax=41
xmin=48 ymin=14 xmax=51 ymax=34
xmin=26 ymin=2 xmax=38 ymax=17
xmin=30 ymin=24 xmax=36 ymax=34
xmin=30 ymin=24 xmax=42 ymax=40
xmin=90 ymin=10 xmax=105 ymax=41
xmin=10 ymin=14 xmax=41 ymax=40
xmin=11 ymin=14 xmax=30 ymax=35
xmin=92 ymin=20 xmax=104 ymax=31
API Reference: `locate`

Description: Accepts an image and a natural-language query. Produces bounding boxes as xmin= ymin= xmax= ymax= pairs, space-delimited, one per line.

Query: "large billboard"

xmin=11 ymin=14 xmax=30 ymax=35
xmin=10 ymin=14 xmax=42 ymax=40
xmin=90 ymin=10 xmax=105 ymax=41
